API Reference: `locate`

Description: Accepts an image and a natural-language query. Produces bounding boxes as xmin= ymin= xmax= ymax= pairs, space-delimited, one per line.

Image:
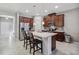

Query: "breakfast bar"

xmin=32 ymin=31 xmax=57 ymax=55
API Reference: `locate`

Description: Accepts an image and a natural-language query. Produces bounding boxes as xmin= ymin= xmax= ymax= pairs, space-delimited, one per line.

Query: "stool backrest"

xmin=21 ymin=29 xmax=27 ymax=39
xmin=28 ymin=31 xmax=34 ymax=43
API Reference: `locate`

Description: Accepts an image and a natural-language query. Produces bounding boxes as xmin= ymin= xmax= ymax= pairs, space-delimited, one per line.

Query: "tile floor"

xmin=0 ymin=35 xmax=79 ymax=55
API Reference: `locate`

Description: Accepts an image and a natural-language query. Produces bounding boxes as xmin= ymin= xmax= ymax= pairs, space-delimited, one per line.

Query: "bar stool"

xmin=28 ymin=32 xmax=43 ymax=55
xmin=22 ymin=30 xmax=30 ymax=49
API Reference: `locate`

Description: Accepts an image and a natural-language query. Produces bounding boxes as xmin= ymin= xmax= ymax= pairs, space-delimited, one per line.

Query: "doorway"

xmin=0 ymin=15 xmax=15 ymax=39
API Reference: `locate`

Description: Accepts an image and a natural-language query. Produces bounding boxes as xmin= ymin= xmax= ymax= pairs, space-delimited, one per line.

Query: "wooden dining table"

xmin=32 ymin=31 xmax=57 ymax=55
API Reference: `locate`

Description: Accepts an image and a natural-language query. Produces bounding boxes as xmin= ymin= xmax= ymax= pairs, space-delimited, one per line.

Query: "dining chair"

xmin=28 ymin=32 xmax=43 ymax=55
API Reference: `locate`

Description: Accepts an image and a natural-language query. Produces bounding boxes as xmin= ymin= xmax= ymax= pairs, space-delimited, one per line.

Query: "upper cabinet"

xmin=43 ymin=16 xmax=51 ymax=27
xmin=43 ymin=13 xmax=56 ymax=27
xmin=43 ymin=13 xmax=64 ymax=27
xmin=48 ymin=13 xmax=56 ymax=24
xmin=54 ymin=14 xmax=64 ymax=27
xmin=19 ymin=16 xmax=33 ymax=25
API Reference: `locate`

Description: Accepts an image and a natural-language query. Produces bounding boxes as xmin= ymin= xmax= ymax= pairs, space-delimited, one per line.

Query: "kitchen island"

xmin=32 ymin=31 xmax=57 ymax=55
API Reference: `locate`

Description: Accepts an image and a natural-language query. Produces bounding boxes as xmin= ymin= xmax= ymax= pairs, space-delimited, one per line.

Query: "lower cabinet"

xmin=51 ymin=32 xmax=65 ymax=51
xmin=54 ymin=32 xmax=65 ymax=42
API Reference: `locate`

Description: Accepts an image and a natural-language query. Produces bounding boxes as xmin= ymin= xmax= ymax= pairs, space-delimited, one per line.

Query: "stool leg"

xmin=24 ymin=39 xmax=25 ymax=47
xmin=30 ymin=43 xmax=31 ymax=53
xmin=41 ymin=42 xmax=43 ymax=53
xmin=33 ymin=44 xmax=35 ymax=55
xmin=26 ymin=40 xmax=27 ymax=49
xmin=36 ymin=44 xmax=38 ymax=50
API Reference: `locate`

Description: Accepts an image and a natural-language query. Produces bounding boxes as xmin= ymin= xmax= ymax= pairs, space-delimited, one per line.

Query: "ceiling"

xmin=0 ymin=3 xmax=79 ymax=16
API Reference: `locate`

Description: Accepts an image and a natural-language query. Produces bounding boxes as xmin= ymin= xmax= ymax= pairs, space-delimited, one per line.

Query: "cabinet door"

xmin=51 ymin=15 xmax=56 ymax=24
xmin=54 ymin=14 xmax=64 ymax=27
xmin=54 ymin=15 xmax=59 ymax=26
xmin=58 ymin=14 xmax=64 ymax=27
xmin=54 ymin=32 xmax=65 ymax=42
xmin=43 ymin=16 xmax=51 ymax=27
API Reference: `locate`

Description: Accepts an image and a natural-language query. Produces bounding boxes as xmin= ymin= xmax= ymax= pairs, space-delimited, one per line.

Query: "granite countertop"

xmin=32 ymin=31 xmax=57 ymax=38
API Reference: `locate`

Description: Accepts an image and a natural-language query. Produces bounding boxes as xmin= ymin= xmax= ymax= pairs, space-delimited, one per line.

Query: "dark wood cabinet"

xmin=43 ymin=13 xmax=56 ymax=27
xmin=54 ymin=32 xmax=65 ymax=42
xmin=43 ymin=16 xmax=51 ymax=27
xmin=54 ymin=14 xmax=64 ymax=27
xmin=54 ymin=15 xmax=59 ymax=26
xmin=19 ymin=16 xmax=33 ymax=26
xmin=43 ymin=13 xmax=64 ymax=27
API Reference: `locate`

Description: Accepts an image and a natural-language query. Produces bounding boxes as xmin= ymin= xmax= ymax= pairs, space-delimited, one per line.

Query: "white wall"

xmin=34 ymin=16 xmax=43 ymax=31
xmin=61 ymin=8 xmax=79 ymax=42
xmin=0 ymin=10 xmax=15 ymax=17
xmin=19 ymin=12 xmax=32 ymax=18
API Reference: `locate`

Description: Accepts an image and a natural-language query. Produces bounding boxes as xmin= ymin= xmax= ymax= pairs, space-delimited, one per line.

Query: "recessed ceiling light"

xmin=25 ymin=10 xmax=29 ymax=13
xmin=55 ymin=5 xmax=58 ymax=9
xmin=45 ymin=10 xmax=48 ymax=12
xmin=33 ymin=5 xmax=36 ymax=7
